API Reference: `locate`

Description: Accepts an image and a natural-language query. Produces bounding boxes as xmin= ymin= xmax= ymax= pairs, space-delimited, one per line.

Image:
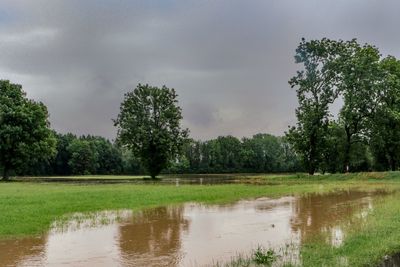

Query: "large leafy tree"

xmin=114 ymin=84 xmax=188 ymax=179
xmin=337 ymin=41 xmax=382 ymax=172
xmin=0 ymin=80 xmax=56 ymax=180
xmin=286 ymin=38 xmax=342 ymax=175
xmin=370 ymin=56 xmax=400 ymax=171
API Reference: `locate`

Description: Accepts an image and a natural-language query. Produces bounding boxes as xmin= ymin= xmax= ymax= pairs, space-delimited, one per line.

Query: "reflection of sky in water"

xmin=0 ymin=190 xmax=387 ymax=267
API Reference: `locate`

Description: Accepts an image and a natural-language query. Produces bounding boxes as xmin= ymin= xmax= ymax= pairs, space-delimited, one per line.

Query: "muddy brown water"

xmin=0 ymin=190 xmax=392 ymax=267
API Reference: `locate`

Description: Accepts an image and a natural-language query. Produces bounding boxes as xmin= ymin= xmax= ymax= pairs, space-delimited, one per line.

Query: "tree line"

xmin=22 ymin=132 xmax=302 ymax=176
xmin=287 ymin=38 xmax=400 ymax=174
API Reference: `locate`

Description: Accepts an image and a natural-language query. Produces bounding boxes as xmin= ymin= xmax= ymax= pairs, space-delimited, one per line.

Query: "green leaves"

xmin=287 ymin=39 xmax=342 ymax=174
xmin=114 ymin=84 xmax=188 ymax=178
xmin=0 ymin=80 xmax=56 ymax=180
xmin=288 ymin=38 xmax=400 ymax=173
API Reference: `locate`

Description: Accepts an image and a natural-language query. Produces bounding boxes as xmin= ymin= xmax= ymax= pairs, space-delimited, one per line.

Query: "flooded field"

xmin=0 ymin=189 xmax=391 ymax=267
xmin=15 ymin=175 xmax=246 ymax=185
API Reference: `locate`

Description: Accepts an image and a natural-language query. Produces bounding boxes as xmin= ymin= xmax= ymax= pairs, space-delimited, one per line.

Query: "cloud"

xmin=0 ymin=0 xmax=399 ymax=140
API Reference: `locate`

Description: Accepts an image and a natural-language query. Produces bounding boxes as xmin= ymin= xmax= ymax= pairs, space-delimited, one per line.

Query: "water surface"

xmin=0 ymin=189 xmax=389 ymax=266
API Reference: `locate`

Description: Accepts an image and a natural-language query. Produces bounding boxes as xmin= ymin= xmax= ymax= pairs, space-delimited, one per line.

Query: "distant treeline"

xmin=23 ymin=133 xmax=303 ymax=176
xmin=23 ymin=127 xmax=395 ymax=177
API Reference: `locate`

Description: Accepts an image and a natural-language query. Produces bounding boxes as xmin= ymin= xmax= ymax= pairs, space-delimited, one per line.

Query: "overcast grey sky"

xmin=0 ymin=0 xmax=398 ymax=140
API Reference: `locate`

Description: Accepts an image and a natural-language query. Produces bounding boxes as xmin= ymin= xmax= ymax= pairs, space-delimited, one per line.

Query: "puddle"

xmin=0 ymin=190 xmax=390 ymax=267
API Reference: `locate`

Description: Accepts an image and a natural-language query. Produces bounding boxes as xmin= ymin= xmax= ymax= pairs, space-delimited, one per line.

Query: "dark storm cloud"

xmin=0 ymin=0 xmax=399 ymax=140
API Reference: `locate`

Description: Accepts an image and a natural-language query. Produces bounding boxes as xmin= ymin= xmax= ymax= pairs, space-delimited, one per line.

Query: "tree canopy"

xmin=287 ymin=38 xmax=400 ymax=174
xmin=114 ymin=84 xmax=189 ymax=178
xmin=286 ymin=38 xmax=342 ymax=174
xmin=0 ymin=80 xmax=56 ymax=180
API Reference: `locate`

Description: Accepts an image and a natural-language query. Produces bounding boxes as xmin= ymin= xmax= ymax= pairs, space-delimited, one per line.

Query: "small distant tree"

xmin=0 ymin=80 xmax=56 ymax=180
xmin=114 ymin=84 xmax=188 ymax=179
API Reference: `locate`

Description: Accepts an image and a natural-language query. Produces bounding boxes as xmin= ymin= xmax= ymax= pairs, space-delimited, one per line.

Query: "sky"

xmin=0 ymin=0 xmax=399 ymax=140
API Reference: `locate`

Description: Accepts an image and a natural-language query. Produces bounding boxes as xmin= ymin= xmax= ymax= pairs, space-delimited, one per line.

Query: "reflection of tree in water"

xmin=290 ymin=190 xmax=380 ymax=245
xmin=0 ymin=236 xmax=46 ymax=266
xmin=118 ymin=206 xmax=190 ymax=267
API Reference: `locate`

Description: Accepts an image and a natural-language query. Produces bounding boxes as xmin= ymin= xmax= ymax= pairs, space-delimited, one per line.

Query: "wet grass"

xmin=3 ymin=172 xmax=400 ymax=267
xmin=299 ymin=192 xmax=400 ymax=267
xmin=213 ymin=246 xmax=279 ymax=267
xmin=0 ymin=180 xmax=377 ymax=239
xmin=1 ymin=172 xmax=400 ymax=239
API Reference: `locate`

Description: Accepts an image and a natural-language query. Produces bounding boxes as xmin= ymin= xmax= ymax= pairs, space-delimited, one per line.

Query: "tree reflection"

xmin=118 ymin=206 xmax=189 ymax=267
xmin=0 ymin=236 xmax=46 ymax=266
xmin=290 ymin=190 xmax=376 ymax=244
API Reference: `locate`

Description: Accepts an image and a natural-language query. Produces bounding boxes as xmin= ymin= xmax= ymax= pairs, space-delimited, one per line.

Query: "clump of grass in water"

xmin=51 ymin=209 xmax=133 ymax=233
xmin=253 ymin=246 xmax=277 ymax=265
xmin=213 ymin=246 xmax=281 ymax=267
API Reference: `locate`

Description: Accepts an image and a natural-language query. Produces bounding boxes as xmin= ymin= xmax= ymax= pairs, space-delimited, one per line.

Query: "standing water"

xmin=0 ymin=190 xmax=389 ymax=266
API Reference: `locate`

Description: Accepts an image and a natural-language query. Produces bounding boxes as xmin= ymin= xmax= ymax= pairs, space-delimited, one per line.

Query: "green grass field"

xmin=3 ymin=172 xmax=400 ymax=266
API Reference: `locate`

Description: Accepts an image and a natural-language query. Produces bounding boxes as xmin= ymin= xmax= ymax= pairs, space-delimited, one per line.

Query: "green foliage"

xmin=114 ymin=84 xmax=189 ymax=178
xmin=286 ymin=38 xmax=342 ymax=175
xmin=337 ymin=41 xmax=382 ymax=172
xmin=53 ymin=133 xmax=76 ymax=175
xmin=0 ymin=80 xmax=56 ymax=180
xmin=178 ymin=134 xmax=302 ymax=174
xmin=83 ymin=136 xmax=123 ymax=174
xmin=120 ymin=148 xmax=143 ymax=174
xmin=370 ymin=56 xmax=400 ymax=171
xmin=208 ymin=136 xmax=242 ymax=171
xmin=241 ymin=134 xmax=292 ymax=172
xmin=23 ymin=134 xmax=125 ymax=176
xmin=287 ymin=38 xmax=399 ymax=174
xmin=320 ymin=122 xmax=346 ymax=173
xmin=168 ymin=155 xmax=190 ymax=174
xmin=67 ymin=139 xmax=98 ymax=175
xmin=252 ymin=246 xmax=277 ymax=265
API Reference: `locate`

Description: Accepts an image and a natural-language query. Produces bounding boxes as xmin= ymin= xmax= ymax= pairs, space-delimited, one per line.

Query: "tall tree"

xmin=337 ymin=41 xmax=382 ymax=172
xmin=370 ymin=56 xmax=400 ymax=171
xmin=114 ymin=84 xmax=188 ymax=179
xmin=0 ymin=80 xmax=56 ymax=180
xmin=286 ymin=38 xmax=342 ymax=175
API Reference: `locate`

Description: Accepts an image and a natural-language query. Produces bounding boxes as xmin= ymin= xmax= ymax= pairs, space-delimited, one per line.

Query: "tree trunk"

xmin=308 ymin=135 xmax=316 ymax=175
xmin=308 ymin=164 xmax=316 ymax=175
xmin=343 ymin=129 xmax=351 ymax=173
xmin=2 ymin=166 xmax=9 ymax=181
xmin=389 ymin=153 xmax=396 ymax=171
